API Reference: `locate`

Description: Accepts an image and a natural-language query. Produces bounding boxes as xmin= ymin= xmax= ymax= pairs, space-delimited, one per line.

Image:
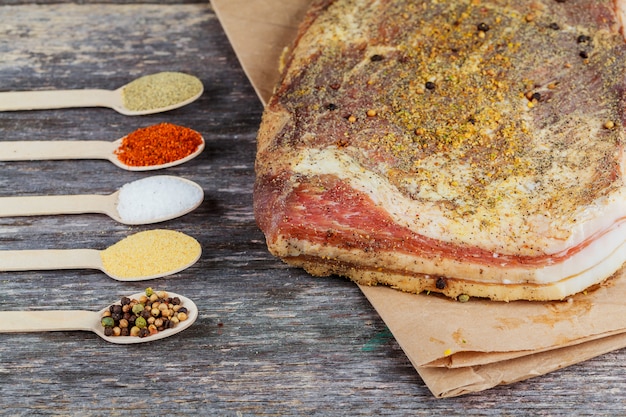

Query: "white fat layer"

xmin=291 ymin=147 xmax=626 ymax=259
xmin=535 ymin=219 xmax=626 ymax=284
xmin=277 ymin=211 xmax=626 ymax=289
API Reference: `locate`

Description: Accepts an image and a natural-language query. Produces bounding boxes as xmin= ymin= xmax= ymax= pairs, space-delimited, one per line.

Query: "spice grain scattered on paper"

xmin=116 ymin=176 xmax=203 ymax=224
xmin=114 ymin=122 xmax=203 ymax=167
xmin=121 ymin=72 xmax=203 ymax=111
xmin=100 ymin=230 xmax=201 ymax=279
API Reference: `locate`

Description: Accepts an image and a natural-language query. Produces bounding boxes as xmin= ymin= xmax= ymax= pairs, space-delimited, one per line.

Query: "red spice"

xmin=115 ymin=122 xmax=203 ymax=167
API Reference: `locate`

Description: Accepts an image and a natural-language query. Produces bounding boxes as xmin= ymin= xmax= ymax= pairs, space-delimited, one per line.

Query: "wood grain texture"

xmin=0 ymin=3 xmax=626 ymax=416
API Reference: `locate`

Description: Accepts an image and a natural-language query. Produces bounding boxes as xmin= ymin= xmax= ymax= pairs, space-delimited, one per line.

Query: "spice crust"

xmin=259 ymin=0 xmax=626 ymax=256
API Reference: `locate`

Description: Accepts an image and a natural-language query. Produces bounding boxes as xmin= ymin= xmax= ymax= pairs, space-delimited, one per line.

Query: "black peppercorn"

xmin=425 ymin=81 xmax=436 ymax=90
xmin=370 ymin=54 xmax=384 ymax=62
xmin=531 ymin=92 xmax=541 ymax=101
xmin=579 ymin=50 xmax=589 ymax=59
xmin=436 ymin=277 xmax=447 ymax=289
xmin=326 ymin=103 xmax=338 ymax=111
xmin=549 ymin=23 xmax=560 ymax=30
xmin=477 ymin=22 xmax=490 ymax=32
xmin=577 ymin=34 xmax=592 ymax=43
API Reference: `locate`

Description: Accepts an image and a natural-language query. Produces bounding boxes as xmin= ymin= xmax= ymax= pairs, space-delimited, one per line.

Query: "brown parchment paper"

xmin=211 ymin=0 xmax=626 ymax=397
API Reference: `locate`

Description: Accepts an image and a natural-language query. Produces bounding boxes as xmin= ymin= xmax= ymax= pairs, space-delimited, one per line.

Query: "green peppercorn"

xmin=135 ymin=316 xmax=147 ymax=328
xmin=101 ymin=317 xmax=115 ymax=328
xmin=458 ymin=294 xmax=470 ymax=303
xmin=132 ymin=303 xmax=144 ymax=315
xmin=145 ymin=287 xmax=154 ymax=297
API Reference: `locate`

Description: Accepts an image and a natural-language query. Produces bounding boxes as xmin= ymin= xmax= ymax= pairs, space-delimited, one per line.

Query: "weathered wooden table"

xmin=0 ymin=2 xmax=625 ymax=415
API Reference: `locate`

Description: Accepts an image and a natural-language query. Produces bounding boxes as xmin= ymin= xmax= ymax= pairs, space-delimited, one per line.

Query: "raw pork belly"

xmin=254 ymin=0 xmax=626 ymax=301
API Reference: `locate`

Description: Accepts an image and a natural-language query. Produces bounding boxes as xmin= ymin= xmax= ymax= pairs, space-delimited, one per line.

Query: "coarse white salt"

xmin=116 ymin=175 xmax=204 ymax=224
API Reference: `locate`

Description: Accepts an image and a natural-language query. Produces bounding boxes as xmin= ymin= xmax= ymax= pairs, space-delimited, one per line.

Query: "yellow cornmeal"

xmin=100 ymin=229 xmax=201 ymax=279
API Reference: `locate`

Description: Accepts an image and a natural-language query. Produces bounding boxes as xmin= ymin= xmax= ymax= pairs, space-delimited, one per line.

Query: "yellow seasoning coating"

xmin=100 ymin=229 xmax=201 ymax=279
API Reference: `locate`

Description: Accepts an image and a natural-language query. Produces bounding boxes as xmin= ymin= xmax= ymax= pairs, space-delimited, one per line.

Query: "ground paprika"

xmin=115 ymin=122 xmax=203 ymax=167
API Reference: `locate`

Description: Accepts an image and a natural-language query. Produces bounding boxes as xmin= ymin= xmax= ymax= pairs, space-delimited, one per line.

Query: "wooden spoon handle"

xmin=0 ymin=140 xmax=117 ymax=161
xmin=0 ymin=89 xmax=119 ymax=111
xmin=0 ymin=194 xmax=116 ymax=218
xmin=0 ymin=249 xmax=103 ymax=272
xmin=0 ymin=310 xmax=97 ymax=332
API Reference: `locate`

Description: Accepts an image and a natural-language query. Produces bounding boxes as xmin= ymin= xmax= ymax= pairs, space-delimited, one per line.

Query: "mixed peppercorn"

xmin=101 ymin=288 xmax=189 ymax=338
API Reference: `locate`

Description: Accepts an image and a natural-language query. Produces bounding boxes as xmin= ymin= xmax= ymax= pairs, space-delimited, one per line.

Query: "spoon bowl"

xmin=110 ymin=137 xmax=206 ymax=171
xmin=0 ymin=126 xmax=205 ymax=171
xmin=0 ymin=291 xmax=198 ymax=344
xmin=0 ymin=72 xmax=203 ymax=115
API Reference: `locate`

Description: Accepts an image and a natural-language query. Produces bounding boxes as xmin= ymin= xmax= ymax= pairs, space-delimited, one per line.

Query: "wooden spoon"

xmin=0 ymin=132 xmax=205 ymax=171
xmin=0 ymin=230 xmax=202 ymax=281
xmin=0 ymin=176 xmax=204 ymax=225
xmin=0 ymin=292 xmax=198 ymax=344
xmin=0 ymin=72 xmax=203 ymax=116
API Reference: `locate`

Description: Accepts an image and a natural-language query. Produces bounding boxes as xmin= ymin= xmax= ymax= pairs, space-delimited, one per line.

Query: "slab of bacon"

xmin=254 ymin=0 xmax=626 ymax=301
